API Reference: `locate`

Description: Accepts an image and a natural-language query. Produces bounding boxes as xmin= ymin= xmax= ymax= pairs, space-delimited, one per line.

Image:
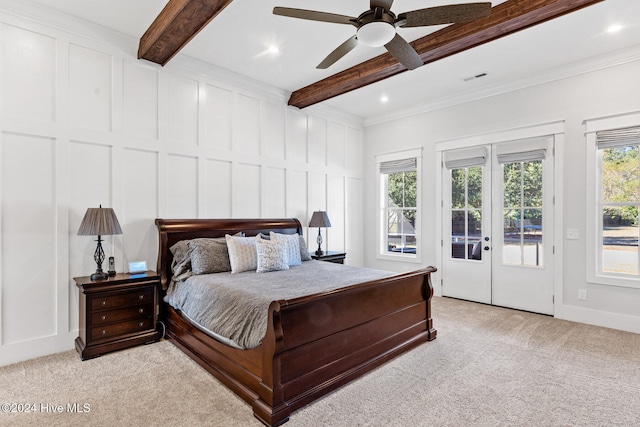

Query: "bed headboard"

xmin=155 ymin=218 xmax=303 ymax=290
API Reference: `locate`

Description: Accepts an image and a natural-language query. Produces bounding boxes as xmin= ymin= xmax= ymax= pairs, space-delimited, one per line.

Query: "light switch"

xmin=566 ymin=229 xmax=580 ymax=240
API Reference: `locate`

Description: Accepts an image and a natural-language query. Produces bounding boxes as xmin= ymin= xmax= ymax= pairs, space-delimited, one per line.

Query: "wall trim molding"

xmin=556 ymin=304 xmax=640 ymax=335
xmin=365 ymin=45 xmax=640 ymax=127
xmin=0 ymin=330 xmax=78 ymax=367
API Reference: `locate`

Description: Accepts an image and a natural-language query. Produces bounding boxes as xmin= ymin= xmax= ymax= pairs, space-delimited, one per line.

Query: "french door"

xmin=441 ymin=138 xmax=554 ymax=315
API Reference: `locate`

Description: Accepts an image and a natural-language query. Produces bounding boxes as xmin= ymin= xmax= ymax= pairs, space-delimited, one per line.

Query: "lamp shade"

xmin=77 ymin=206 xmax=122 ymax=236
xmin=309 ymin=211 xmax=331 ymax=228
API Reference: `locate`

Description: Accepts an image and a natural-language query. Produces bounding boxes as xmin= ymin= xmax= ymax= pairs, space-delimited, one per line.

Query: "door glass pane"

xmin=523 ymin=209 xmax=542 ymax=267
xmin=602 ymin=207 xmax=638 ymax=274
xmin=468 ymin=209 xmax=482 ymax=260
xmin=503 ymin=209 xmax=521 ymax=265
xmin=523 ymin=161 xmax=543 ymax=207
xmin=451 ymin=210 xmax=466 ymax=259
xmin=503 ymin=162 xmax=521 ymax=208
xmin=468 ymin=166 xmax=482 ymax=209
xmin=451 ymin=169 xmax=465 ymax=209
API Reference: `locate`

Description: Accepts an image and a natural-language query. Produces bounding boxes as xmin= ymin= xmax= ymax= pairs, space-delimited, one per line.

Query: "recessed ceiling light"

xmin=268 ymin=45 xmax=279 ymax=54
xmin=380 ymin=95 xmax=389 ymax=103
xmin=607 ymin=24 xmax=623 ymax=33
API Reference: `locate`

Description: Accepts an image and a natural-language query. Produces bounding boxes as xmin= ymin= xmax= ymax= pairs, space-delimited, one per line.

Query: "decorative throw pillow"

xmin=170 ymin=240 xmax=192 ymax=277
xmin=255 ymin=235 xmax=289 ymax=273
xmin=270 ymin=232 xmax=302 ymax=266
xmin=298 ymin=235 xmax=312 ymax=261
xmin=188 ymin=237 xmax=232 ymax=274
xmin=225 ymin=234 xmax=258 ymax=273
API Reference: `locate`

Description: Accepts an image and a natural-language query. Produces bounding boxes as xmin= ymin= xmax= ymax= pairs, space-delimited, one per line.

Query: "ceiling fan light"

xmin=357 ymin=21 xmax=395 ymax=47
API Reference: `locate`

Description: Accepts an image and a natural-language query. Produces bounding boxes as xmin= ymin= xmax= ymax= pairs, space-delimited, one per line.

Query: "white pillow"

xmin=225 ymin=234 xmax=257 ymax=274
xmin=256 ymin=235 xmax=289 ymax=273
xmin=270 ymin=232 xmax=302 ymax=266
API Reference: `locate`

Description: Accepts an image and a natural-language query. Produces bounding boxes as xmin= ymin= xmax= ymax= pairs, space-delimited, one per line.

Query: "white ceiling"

xmin=23 ymin=0 xmax=640 ymax=122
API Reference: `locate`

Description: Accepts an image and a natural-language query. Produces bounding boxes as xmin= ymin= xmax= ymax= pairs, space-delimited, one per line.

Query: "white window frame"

xmin=586 ymin=111 xmax=640 ymax=288
xmin=376 ymin=147 xmax=422 ymax=263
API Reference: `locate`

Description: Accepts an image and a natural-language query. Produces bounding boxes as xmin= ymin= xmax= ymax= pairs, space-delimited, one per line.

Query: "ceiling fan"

xmin=273 ymin=1 xmax=492 ymax=70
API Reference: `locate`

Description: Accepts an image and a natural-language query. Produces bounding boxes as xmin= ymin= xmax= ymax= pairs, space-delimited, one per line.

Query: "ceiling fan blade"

xmin=384 ymin=34 xmax=422 ymax=70
xmin=370 ymin=0 xmax=394 ymax=11
xmin=398 ymin=2 xmax=492 ymax=27
xmin=273 ymin=7 xmax=356 ymax=25
xmin=317 ymin=35 xmax=358 ymax=69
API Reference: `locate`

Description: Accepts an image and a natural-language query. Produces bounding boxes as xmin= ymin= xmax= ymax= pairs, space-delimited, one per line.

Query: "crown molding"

xmin=364 ymin=43 xmax=640 ymax=127
xmin=0 ymin=0 xmax=135 ymax=56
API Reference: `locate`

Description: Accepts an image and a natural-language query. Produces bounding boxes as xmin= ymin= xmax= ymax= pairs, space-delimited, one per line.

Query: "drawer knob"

xmin=139 ymin=322 xmax=144 ymax=328
xmin=101 ymin=315 xmax=106 ymax=321
xmin=101 ymin=329 xmax=107 ymax=335
xmin=138 ymin=295 xmax=144 ymax=300
xmin=138 ymin=308 xmax=144 ymax=314
xmin=101 ymin=301 xmax=107 ymax=306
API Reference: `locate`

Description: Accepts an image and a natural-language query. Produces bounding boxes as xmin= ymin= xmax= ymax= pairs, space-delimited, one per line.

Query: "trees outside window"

xmin=385 ymin=170 xmax=417 ymax=253
xmin=586 ymin=119 xmax=640 ymax=287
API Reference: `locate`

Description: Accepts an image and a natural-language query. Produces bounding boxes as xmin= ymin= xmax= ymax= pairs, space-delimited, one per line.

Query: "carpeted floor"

xmin=1 ymin=296 xmax=639 ymax=426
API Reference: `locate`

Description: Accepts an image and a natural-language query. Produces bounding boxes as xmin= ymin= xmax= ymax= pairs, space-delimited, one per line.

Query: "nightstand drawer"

xmin=90 ymin=318 xmax=154 ymax=341
xmin=90 ymin=303 xmax=154 ymax=326
xmin=90 ymin=286 xmax=154 ymax=311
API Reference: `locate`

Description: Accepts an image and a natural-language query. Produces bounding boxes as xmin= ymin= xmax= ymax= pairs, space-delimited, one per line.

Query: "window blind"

xmin=496 ymin=138 xmax=548 ymax=164
xmin=443 ymin=146 xmax=487 ymax=170
xmin=596 ymin=126 xmax=640 ymax=150
xmin=379 ymin=158 xmax=416 ymax=174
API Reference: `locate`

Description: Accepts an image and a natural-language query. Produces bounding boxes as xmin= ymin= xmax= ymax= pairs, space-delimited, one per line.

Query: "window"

xmin=586 ymin=114 xmax=640 ymax=288
xmin=377 ymin=149 xmax=421 ymax=261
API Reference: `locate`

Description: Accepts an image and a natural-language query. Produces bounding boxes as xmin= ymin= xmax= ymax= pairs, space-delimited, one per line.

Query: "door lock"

xmin=484 ymin=237 xmax=490 ymax=241
xmin=484 ymin=246 xmax=490 ymax=251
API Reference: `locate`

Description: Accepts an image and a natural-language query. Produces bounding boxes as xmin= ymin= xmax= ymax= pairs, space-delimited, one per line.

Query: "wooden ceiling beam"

xmin=138 ymin=0 xmax=234 ymax=66
xmin=288 ymin=0 xmax=604 ymax=109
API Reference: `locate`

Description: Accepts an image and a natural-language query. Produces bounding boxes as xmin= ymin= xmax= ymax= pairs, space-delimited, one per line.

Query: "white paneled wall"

xmin=0 ymin=7 xmax=364 ymax=365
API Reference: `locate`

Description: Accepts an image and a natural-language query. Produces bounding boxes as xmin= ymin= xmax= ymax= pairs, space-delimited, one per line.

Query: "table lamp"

xmin=78 ymin=205 xmax=123 ymax=280
xmin=309 ymin=211 xmax=331 ymax=256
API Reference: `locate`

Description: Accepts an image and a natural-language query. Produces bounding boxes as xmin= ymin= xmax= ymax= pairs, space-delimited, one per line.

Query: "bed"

xmin=155 ymin=218 xmax=437 ymax=426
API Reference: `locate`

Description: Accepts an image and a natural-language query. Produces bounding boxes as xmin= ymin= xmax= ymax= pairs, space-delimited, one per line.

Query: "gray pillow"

xmin=188 ymin=237 xmax=232 ymax=274
xmin=170 ymin=240 xmax=192 ymax=276
xmin=299 ymin=235 xmax=312 ymax=261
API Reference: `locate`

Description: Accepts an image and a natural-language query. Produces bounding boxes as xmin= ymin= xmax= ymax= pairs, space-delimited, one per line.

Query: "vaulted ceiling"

xmin=26 ymin=0 xmax=640 ymax=122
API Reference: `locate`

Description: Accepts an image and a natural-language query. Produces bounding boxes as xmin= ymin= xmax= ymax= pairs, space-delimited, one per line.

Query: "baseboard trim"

xmin=0 ymin=331 xmax=77 ymax=367
xmin=555 ymin=304 xmax=640 ymax=334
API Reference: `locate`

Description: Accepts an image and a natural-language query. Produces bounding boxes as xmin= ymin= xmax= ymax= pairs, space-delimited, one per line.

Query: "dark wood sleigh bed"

xmin=155 ymin=218 xmax=437 ymax=426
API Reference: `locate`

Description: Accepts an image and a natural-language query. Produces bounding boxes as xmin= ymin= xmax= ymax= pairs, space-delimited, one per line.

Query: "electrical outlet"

xmin=578 ymin=289 xmax=587 ymax=301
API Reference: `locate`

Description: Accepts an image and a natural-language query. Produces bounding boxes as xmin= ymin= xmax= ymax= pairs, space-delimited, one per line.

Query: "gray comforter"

xmin=164 ymin=261 xmax=393 ymax=349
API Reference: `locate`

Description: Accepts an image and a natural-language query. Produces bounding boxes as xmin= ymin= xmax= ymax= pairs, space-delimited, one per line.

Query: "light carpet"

xmin=1 ymin=296 xmax=639 ymax=426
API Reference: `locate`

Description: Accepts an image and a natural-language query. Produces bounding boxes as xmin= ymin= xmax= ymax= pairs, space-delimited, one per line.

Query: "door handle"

xmin=484 ymin=246 xmax=490 ymax=251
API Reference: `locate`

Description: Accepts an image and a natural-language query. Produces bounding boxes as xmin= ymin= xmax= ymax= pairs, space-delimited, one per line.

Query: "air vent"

xmin=463 ymin=72 xmax=488 ymax=82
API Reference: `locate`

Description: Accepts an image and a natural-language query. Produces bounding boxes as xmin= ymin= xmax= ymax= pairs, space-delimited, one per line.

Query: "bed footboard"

xmin=253 ymin=266 xmax=437 ymax=426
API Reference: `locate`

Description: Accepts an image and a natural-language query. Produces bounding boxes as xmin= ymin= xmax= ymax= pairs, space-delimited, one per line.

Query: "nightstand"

xmin=311 ymin=251 xmax=346 ymax=264
xmin=74 ymin=271 xmax=161 ymax=360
